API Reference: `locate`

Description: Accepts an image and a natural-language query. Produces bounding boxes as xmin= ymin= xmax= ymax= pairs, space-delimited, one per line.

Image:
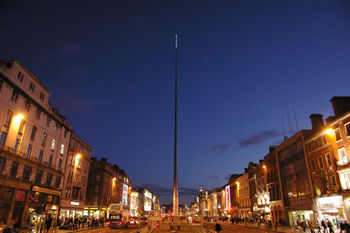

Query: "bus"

xmin=107 ymin=203 xmax=130 ymax=229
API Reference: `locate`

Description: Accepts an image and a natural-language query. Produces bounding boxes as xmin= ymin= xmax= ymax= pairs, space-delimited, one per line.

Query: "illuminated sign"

xmin=122 ymin=184 xmax=128 ymax=205
xmin=318 ymin=196 xmax=344 ymax=209
xmin=144 ymin=200 xmax=152 ymax=211
xmin=145 ymin=190 xmax=152 ymax=199
xmin=225 ymin=185 xmax=231 ymax=212
xmin=71 ymin=202 xmax=80 ymax=206
xmin=32 ymin=186 xmax=61 ymax=196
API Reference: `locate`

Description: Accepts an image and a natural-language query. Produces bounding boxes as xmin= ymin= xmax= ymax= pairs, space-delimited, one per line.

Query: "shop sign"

xmin=71 ymin=202 xmax=80 ymax=206
xmin=145 ymin=190 xmax=152 ymax=199
xmin=318 ymin=196 xmax=343 ymax=209
xmin=225 ymin=185 xmax=231 ymax=212
xmin=32 ymin=186 xmax=61 ymax=196
xmin=122 ymin=184 xmax=128 ymax=205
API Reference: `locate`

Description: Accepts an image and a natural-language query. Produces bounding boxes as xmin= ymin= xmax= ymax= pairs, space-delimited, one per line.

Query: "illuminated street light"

xmin=262 ymin=165 xmax=267 ymax=169
xmin=75 ymin=154 xmax=81 ymax=167
xmin=14 ymin=114 xmax=24 ymax=125
xmin=325 ymin=128 xmax=334 ymax=135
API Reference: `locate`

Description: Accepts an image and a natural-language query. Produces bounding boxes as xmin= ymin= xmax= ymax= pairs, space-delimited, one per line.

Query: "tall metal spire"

xmin=173 ymin=34 xmax=179 ymax=217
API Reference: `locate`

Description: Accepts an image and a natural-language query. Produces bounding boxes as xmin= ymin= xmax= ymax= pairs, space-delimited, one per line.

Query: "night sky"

xmin=1 ymin=0 xmax=350 ymax=204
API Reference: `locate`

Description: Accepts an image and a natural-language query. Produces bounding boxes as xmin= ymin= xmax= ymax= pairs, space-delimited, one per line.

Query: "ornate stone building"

xmin=0 ymin=59 xmax=72 ymax=226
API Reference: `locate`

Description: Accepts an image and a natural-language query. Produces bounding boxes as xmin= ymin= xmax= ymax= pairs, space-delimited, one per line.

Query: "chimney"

xmin=309 ymin=114 xmax=324 ymax=130
xmin=101 ymin=157 xmax=107 ymax=162
xmin=330 ymin=97 xmax=350 ymax=117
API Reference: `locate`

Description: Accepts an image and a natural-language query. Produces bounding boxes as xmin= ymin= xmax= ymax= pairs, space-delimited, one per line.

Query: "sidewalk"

xmin=230 ymin=222 xmax=343 ymax=233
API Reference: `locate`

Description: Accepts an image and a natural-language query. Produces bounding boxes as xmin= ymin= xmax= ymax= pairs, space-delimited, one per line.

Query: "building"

xmin=236 ymin=172 xmax=250 ymax=219
xmin=85 ymin=157 xmax=116 ymax=218
xmin=247 ymin=162 xmax=258 ymax=220
xmin=0 ymin=59 xmax=72 ymax=227
xmin=264 ymin=146 xmax=283 ymax=224
xmin=59 ymin=132 xmax=91 ymax=219
xmin=276 ymin=130 xmax=314 ymax=225
xmin=326 ymin=97 xmax=350 ymax=222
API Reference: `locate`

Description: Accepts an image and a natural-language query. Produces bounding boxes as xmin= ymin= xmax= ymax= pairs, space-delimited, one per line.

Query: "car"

xmin=129 ymin=217 xmax=140 ymax=225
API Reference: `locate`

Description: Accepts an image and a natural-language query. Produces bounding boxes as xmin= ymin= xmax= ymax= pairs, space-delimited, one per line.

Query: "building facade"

xmin=0 ymin=59 xmax=72 ymax=227
xmin=59 ymin=132 xmax=91 ymax=219
xmin=276 ymin=130 xmax=314 ymax=225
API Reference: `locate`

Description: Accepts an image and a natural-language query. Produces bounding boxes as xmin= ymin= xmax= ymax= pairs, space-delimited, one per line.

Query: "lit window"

xmin=335 ymin=129 xmax=342 ymax=141
xmin=60 ymin=144 xmax=65 ymax=155
xmin=51 ymin=139 xmax=56 ymax=150
xmin=339 ymin=148 xmax=348 ymax=165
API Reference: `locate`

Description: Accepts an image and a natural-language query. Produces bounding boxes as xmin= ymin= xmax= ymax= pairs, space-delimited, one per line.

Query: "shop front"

xmin=316 ymin=195 xmax=347 ymax=225
xmin=59 ymin=200 xmax=84 ymax=220
xmin=83 ymin=206 xmax=107 ymax=219
xmin=25 ymin=186 xmax=60 ymax=231
xmin=288 ymin=210 xmax=314 ymax=225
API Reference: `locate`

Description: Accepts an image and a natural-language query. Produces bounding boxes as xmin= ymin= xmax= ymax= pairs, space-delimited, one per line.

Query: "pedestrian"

xmin=45 ymin=214 xmax=52 ymax=233
xmin=328 ymin=220 xmax=334 ymax=233
xmin=341 ymin=221 xmax=345 ymax=233
xmin=344 ymin=221 xmax=350 ymax=233
xmin=215 ymin=222 xmax=222 ymax=233
xmin=321 ymin=220 xmax=327 ymax=233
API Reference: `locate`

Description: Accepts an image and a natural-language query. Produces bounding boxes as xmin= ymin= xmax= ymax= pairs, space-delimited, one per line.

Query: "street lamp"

xmin=325 ymin=128 xmax=334 ymax=135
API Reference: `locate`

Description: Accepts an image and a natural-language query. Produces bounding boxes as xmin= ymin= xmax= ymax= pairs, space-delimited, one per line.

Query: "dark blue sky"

xmin=1 ymin=0 xmax=350 ymax=204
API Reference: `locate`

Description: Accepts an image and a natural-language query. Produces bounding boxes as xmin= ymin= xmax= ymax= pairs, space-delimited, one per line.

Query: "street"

xmin=56 ymin=225 xmax=143 ymax=233
xmin=205 ymin=222 xmax=277 ymax=233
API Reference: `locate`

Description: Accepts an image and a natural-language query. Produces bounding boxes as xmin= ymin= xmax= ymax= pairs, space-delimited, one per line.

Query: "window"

xmin=42 ymin=132 xmax=47 ymax=146
xmin=11 ymin=90 xmax=19 ymax=102
xmin=64 ymin=129 xmax=67 ymax=138
xmin=35 ymin=169 xmax=43 ymax=184
xmin=10 ymin=162 xmax=19 ymax=178
xmin=18 ymin=120 xmax=25 ymax=134
xmin=30 ymin=126 xmax=37 ymax=141
xmin=0 ymin=132 xmax=7 ymax=146
xmin=38 ymin=150 xmax=43 ymax=162
xmin=311 ymin=160 xmax=316 ymax=171
xmin=14 ymin=138 xmax=21 ymax=151
xmin=46 ymin=117 xmax=51 ymax=126
xmin=26 ymin=144 xmax=32 ymax=158
xmin=40 ymin=92 xmax=45 ymax=101
xmin=60 ymin=144 xmax=65 ymax=155
xmin=46 ymin=173 xmax=53 ymax=186
xmin=318 ymin=157 xmax=324 ymax=169
xmin=325 ymin=153 xmax=332 ymax=166
xmin=346 ymin=123 xmax=350 ymax=137
xmin=35 ymin=108 xmax=41 ymax=120
xmin=335 ymin=129 xmax=342 ymax=141
xmin=0 ymin=79 xmax=3 ymax=90
xmin=330 ymin=176 xmax=337 ymax=186
xmin=54 ymin=123 xmax=59 ymax=132
xmin=29 ymin=82 xmax=35 ymax=92
xmin=95 ymin=186 xmax=99 ymax=193
xmin=48 ymin=154 xmax=53 ymax=166
xmin=24 ymin=99 xmax=31 ymax=111
xmin=4 ymin=110 xmax=13 ymax=126
xmin=17 ymin=72 xmax=23 ymax=81
xmin=58 ymin=159 xmax=62 ymax=169
xmin=321 ymin=136 xmax=327 ymax=145
xmin=22 ymin=166 xmax=32 ymax=181
xmin=342 ymin=173 xmax=350 ymax=190
xmin=55 ymin=176 xmax=61 ymax=188
xmin=339 ymin=148 xmax=348 ymax=165
xmin=51 ymin=139 xmax=56 ymax=150
xmin=0 ymin=157 xmax=6 ymax=172
xmin=315 ymin=180 xmax=321 ymax=196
